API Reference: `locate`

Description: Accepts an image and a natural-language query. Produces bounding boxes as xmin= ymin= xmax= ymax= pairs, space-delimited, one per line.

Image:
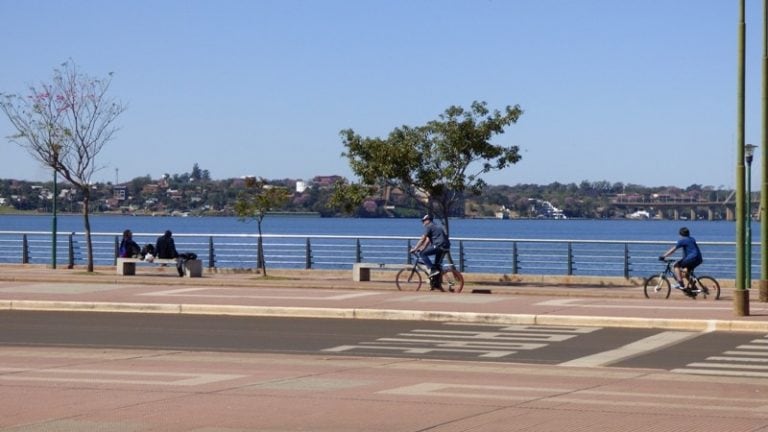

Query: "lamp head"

xmin=746 ymin=144 xmax=757 ymax=163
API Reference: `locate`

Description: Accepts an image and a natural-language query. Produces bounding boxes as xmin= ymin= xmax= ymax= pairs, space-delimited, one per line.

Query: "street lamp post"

xmin=760 ymin=0 xmax=768 ymax=303
xmin=746 ymin=144 xmax=757 ymax=290
xmin=51 ymin=170 xmax=57 ymax=270
xmin=735 ymin=0 xmax=749 ymax=316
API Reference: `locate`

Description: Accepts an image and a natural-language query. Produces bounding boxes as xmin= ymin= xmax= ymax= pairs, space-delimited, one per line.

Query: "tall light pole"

xmin=760 ymin=0 xmax=768 ymax=303
xmin=735 ymin=0 xmax=750 ymax=316
xmin=746 ymin=144 xmax=757 ymax=289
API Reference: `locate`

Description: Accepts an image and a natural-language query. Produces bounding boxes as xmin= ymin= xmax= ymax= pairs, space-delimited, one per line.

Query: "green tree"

xmin=327 ymin=178 xmax=373 ymax=215
xmin=234 ymin=177 xmax=290 ymax=277
xmin=0 ymin=60 xmax=126 ymax=271
xmin=340 ymin=101 xmax=523 ymax=234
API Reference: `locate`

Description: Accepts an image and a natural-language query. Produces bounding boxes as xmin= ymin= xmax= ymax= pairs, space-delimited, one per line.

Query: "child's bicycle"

xmin=643 ymin=258 xmax=720 ymax=300
xmin=396 ymin=251 xmax=464 ymax=293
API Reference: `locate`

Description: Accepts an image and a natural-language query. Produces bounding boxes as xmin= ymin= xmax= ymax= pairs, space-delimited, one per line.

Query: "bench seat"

xmin=352 ymin=262 xmax=409 ymax=281
xmin=116 ymin=257 xmax=203 ymax=277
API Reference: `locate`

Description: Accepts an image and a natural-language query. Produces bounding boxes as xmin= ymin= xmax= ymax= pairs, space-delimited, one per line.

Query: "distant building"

xmin=113 ymin=185 xmax=127 ymax=201
xmin=312 ymin=175 xmax=343 ymax=188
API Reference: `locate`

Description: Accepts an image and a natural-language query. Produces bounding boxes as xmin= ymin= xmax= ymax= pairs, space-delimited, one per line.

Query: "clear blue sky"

xmin=0 ymin=0 xmax=764 ymax=189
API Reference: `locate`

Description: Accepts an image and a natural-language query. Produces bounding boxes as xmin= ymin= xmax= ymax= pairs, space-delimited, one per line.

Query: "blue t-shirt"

xmin=676 ymin=236 xmax=701 ymax=261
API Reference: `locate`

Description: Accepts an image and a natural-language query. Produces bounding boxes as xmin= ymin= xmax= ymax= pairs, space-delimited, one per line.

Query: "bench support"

xmin=352 ymin=263 xmax=409 ymax=281
xmin=116 ymin=258 xmax=202 ymax=277
xmin=353 ymin=263 xmax=371 ymax=282
xmin=117 ymin=260 xmax=136 ymax=276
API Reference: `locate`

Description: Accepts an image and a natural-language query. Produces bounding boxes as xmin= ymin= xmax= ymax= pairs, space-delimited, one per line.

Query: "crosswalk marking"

xmin=323 ymin=324 xmax=598 ymax=359
xmin=560 ymin=331 xmax=696 ymax=367
xmin=707 ymin=356 xmax=768 ymax=363
xmin=674 ymin=335 xmax=768 ymax=378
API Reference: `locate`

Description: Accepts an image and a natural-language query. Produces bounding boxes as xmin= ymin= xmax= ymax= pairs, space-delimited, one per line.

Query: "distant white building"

xmin=296 ymin=181 xmax=308 ymax=193
xmin=627 ymin=210 xmax=651 ymax=220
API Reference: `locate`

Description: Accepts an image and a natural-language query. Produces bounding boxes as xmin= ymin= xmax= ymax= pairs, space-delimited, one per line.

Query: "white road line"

xmin=140 ymin=287 xmax=381 ymax=301
xmin=737 ymin=344 xmax=768 ymax=351
xmin=0 ymin=368 xmax=244 ymax=386
xmin=725 ymin=350 xmax=768 ymax=357
xmin=673 ymin=368 xmax=768 ymax=378
xmin=536 ymin=298 xmax=730 ymax=311
xmin=687 ymin=362 xmax=768 ymax=370
xmin=322 ymin=344 xmax=516 ymax=358
xmin=559 ymin=331 xmax=697 ymax=367
xmin=707 ymin=356 xmax=768 ymax=363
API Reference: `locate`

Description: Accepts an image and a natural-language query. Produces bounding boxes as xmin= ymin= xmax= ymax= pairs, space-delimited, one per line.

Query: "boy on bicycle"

xmin=411 ymin=214 xmax=451 ymax=278
xmin=659 ymin=227 xmax=703 ymax=293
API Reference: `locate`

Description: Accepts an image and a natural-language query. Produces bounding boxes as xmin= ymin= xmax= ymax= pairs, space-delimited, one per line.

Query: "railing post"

xmin=208 ymin=236 xmax=215 ymax=269
xmin=512 ymin=242 xmax=518 ymax=274
xmin=355 ymin=238 xmax=362 ymax=263
xmin=623 ymin=243 xmax=630 ymax=279
xmin=459 ymin=240 xmax=465 ymax=272
xmin=67 ymin=234 xmax=74 ymax=269
xmin=407 ymin=240 xmax=412 ymax=264
xmin=114 ymin=236 xmax=119 ymax=264
xmin=22 ymin=234 xmax=29 ymax=264
xmin=305 ymin=238 xmax=312 ymax=269
xmin=567 ymin=242 xmax=574 ymax=275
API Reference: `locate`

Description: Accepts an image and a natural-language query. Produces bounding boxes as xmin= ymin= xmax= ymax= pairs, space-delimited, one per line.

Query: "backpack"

xmin=178 ymin=252 xmax=197 ymax=261
xmin=141 ymin=244 xmax=156 ymax=259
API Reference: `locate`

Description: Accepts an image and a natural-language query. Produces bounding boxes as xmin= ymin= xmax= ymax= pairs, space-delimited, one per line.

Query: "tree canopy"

xmin=0 ymin=60 xmax=126 ymax=271
xmin=340 ymin=101 xmax=523 ymax=233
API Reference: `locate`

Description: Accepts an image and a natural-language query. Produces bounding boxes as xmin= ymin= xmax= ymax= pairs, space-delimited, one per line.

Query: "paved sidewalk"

xmin=1 ymin=264 xmax=767 ymax=332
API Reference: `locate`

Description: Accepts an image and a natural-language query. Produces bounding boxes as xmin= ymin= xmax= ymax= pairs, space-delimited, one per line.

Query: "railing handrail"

xmin=0 ymin=230 xmax=756 ymax=280
xmin=0 ymin=230 xmax=746 ymax=247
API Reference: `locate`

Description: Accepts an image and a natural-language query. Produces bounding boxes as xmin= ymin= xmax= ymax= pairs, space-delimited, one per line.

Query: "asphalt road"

xmin=2 ymin=311 xmax=766 ymax=376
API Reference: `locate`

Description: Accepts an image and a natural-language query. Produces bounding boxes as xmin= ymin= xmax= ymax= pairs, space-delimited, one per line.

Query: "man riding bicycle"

xmin=659 ymin=226 xmax=703 ymax=295
xmin=411 ymin=214 xmax=451 ymax=279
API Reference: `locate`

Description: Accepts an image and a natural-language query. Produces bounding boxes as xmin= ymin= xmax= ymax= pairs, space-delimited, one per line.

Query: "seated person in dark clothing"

xmin=119 ymin=229 xmax=141 ymax=258
xmin=155 ymin=230 xmax=184 ymax=276
xmin=155 ymin=230 xmax=178 ymax=259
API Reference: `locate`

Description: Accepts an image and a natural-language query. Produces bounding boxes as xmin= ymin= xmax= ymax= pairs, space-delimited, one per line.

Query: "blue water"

xmin=0 ymin=214 xmax=750 ymax=243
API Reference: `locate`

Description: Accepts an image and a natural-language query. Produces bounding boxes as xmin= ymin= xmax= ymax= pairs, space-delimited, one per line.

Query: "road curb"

xmin=4 ymin=300 xmax=767 ymax=333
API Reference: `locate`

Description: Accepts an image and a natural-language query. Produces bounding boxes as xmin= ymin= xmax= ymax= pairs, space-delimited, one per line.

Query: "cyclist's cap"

xmin=422 ymin=214 xmax=433 ymax=222
xmin=679 ymin=227 xmax=690 ymax=236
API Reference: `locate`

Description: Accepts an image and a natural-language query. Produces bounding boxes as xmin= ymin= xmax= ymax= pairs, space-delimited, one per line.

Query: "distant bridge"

xmin=610 ymin=195 xmax=760 ymax=221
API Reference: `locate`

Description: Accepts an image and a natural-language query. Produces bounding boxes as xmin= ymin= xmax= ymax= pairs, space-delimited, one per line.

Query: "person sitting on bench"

xmin=155 ymin=230 xmax=183 ymax=276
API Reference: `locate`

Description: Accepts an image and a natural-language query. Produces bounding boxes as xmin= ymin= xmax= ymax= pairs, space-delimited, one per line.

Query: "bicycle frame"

xmin=395 ymin=252 xmax=464 ymax=293
xmin=644 ymin=259 xmax=720 ymax=300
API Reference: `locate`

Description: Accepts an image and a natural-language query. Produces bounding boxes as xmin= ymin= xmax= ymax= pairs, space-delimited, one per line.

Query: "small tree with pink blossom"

xmin=0 ymin=60 xmax=126 ymax=272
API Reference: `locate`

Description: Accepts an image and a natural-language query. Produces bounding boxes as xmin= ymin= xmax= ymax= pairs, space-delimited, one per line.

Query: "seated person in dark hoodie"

xmin=119 ymin=229 xmax=141 ymax=258
xmin=155 ymin=230 xmax=183 ymax=276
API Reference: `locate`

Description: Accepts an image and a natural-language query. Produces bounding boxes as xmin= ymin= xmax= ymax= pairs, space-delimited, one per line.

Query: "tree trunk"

xmin=257 ymin=220 xmax=267 ymax=277
xmin=82 ymin=192 xmax=94 ymax=272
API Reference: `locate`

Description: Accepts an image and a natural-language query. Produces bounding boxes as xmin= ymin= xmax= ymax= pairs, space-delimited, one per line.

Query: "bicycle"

xmin=395 ymin=251 xmax=465 ymax=292
xmin=643 ymin=258 xmax=720 ymax=300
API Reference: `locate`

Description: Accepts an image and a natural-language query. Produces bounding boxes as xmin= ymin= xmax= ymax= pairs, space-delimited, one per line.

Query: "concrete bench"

xmin=352 ymin=262 xmax=409 ymax=281
xmin=116 ymin=257 xmax=203 ymax=277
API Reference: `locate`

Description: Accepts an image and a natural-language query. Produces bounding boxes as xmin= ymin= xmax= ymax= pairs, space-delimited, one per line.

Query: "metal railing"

xmin=0 ymin=230 xmax=751 ymax=280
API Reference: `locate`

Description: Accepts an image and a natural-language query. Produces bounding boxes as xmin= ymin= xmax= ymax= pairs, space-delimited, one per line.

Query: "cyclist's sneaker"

xmin=672 ymin=283 xmax=683 ymax=290
xmin=429 ymin=268 xmax=441 ymax=277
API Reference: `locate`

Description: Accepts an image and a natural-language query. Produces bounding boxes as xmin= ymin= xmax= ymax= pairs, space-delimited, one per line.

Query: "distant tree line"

xmin=0 ymin=166 xmax=733 ymax=219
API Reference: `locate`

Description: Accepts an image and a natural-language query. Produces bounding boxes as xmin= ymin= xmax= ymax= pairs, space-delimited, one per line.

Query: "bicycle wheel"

xmin=695 ymin=276 xmax=720 ymax=300
xmin=441 ymin=268 xmax=464 ymax=293
xmin=644 ymin=275 xmax=670 ymax=299
xmin=396 ymin=268 xmax=423 ymax=291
